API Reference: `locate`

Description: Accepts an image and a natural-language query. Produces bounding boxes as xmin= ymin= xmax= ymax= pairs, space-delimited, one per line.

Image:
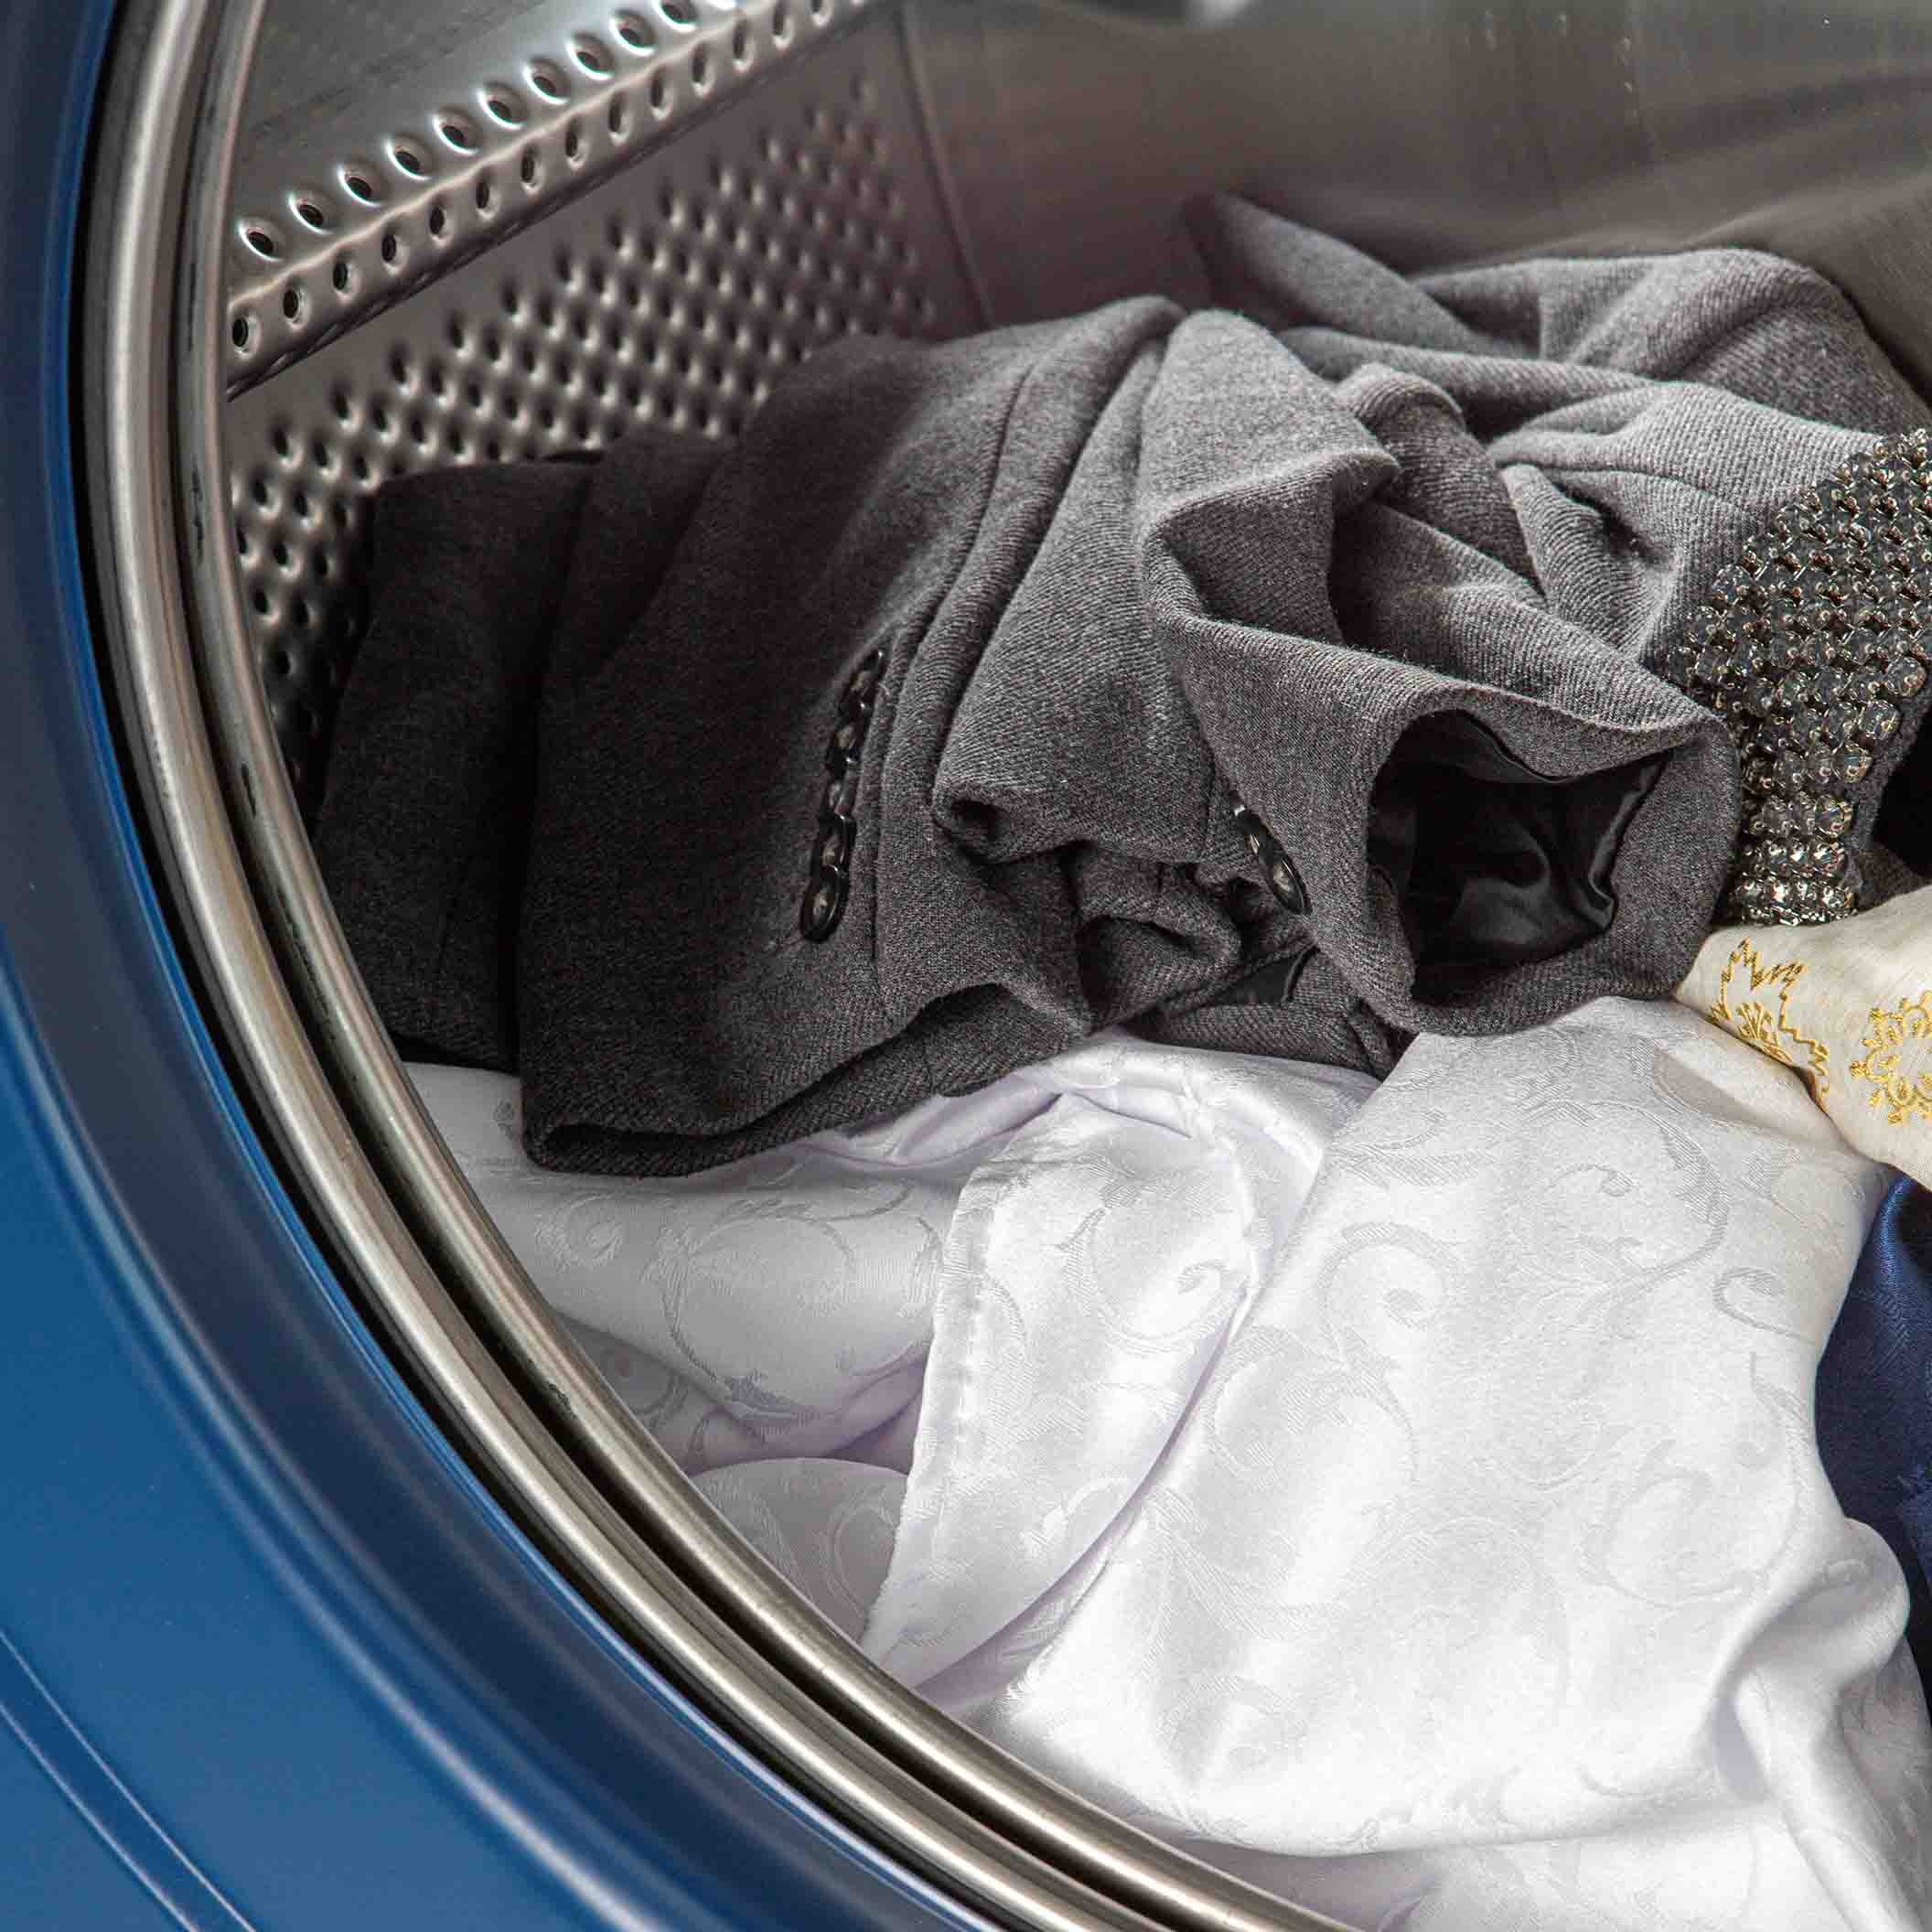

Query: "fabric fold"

xmin=1676 ymin=881 xmax=1932 ymax=1182
xmin=892 ymin=1004 xmax=1925 ymax=1931
xmin=319 ymin=199 xmax=1932 ymax=1175
xmin=411 ymin=1012 xmax=1932 ymax=1930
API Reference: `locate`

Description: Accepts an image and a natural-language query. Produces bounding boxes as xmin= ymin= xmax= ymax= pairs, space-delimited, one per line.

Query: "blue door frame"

xmin=0 ymin=9 xmax=973 ymax=1926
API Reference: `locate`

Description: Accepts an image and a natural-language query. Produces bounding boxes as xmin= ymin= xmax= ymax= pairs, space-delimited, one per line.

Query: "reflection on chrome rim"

xmin=80 ymin=2 xmax=1345 ymax=1927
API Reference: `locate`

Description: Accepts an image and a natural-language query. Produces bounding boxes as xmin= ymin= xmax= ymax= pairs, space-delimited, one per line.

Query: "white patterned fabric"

xmin=1679 ymin=882 xmax=1932 ymax=1188
xmin=408 ymin=1002 xmax=1932 ymax=1931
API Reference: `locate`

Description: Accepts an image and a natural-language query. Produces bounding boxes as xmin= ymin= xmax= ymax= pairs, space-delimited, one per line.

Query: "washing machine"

xmin=7 ymin=2 xmax=1932 ymax=1927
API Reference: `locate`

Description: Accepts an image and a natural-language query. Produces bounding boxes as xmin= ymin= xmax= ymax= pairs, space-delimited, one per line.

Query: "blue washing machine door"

xmin=0 ymin=8 xmax=1007 ymax=1926
xmin=39 ymin=2 xmax=1932 ymax=1926
xmin=18 ymin=5 xmax=1334 ymax=1927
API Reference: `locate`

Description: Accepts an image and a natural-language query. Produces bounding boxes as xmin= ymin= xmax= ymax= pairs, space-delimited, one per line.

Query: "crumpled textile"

xmin=410 ymin=999 xmax=1931 ymax=1930
xmin=322 ymin=199 xmax=1929 ymax=1176
xmin=1817 ymin=1175 xmax=1932 ymax=1684
xmin=1677 ymin=881 xmax=1932 ymax=1186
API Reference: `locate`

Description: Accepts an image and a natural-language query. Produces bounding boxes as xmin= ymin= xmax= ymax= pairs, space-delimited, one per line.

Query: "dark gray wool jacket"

xmin=314 ymin=196 xmax=1932 ymax=1175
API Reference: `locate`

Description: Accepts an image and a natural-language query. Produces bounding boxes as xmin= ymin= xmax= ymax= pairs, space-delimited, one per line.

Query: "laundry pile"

xmin=317 ymin=199 xmax=1932 ymax=1929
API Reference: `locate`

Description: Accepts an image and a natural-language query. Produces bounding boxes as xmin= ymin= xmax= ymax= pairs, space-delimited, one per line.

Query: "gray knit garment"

xmin=314 ymin=197 xmax=1932 ymax=1175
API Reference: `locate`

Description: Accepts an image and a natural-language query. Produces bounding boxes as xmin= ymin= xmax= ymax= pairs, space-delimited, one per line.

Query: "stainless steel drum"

xmin=80 ymin=2 xmax=1932 ymax=1925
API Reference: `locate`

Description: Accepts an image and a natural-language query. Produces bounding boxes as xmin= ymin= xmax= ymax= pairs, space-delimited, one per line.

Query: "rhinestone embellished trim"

xmin=1663 ymin=427 xmax=1932 ymax=925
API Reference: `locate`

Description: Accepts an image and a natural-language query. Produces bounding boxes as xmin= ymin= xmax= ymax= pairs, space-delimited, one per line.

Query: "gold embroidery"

xmin=1706 ymin=939 xmax=1833 ymax=1098
xmin=1849 ymin=993 xmax=1932 ymax=1126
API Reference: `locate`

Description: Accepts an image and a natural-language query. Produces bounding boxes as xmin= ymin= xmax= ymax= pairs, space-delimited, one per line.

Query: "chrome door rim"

xmin=81 ymin=1 xmax=1344 ymax=1926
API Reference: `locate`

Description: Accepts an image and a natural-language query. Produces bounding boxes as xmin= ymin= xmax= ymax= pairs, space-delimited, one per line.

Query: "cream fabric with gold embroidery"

xmin=1678 ymin=883 xmax=1932 ymax=1179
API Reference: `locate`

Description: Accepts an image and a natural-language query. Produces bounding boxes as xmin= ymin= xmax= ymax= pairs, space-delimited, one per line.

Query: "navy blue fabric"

xmin=1818 ymin=1175 xmax=1932 ymax=1676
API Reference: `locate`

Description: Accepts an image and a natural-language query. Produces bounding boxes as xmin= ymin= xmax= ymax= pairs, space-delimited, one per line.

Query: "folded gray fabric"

xmin=1196 ymin=200 xmax=1932 ymax=923
xmin=312 ymin=459 xmax=594 ymax=1070
xmin=316 ymin=198 xmax=1931 ymax=1175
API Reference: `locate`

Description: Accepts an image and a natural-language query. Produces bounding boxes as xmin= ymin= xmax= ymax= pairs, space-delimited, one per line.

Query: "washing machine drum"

xmin=75 ymin=2 xmax=1932 ymax=1928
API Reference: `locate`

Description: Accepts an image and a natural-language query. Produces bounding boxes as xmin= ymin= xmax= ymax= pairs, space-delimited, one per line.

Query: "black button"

xmin=826 ymin=718 xmax=864 ymax=769
xmin=823 ymin=763 xmax=860 ymax=820
xmin=800 ymin=865 xmax=849 ymax=942
xmin=1231 ymin=801 xmax=1307 ymax=915
xmin=1264 ymin=853 xmax=1307 ymax=912
xmin=847 ymin=650 xmax=886 ymax=703
xmin=815 ymin=815 xmax=854 ymax=872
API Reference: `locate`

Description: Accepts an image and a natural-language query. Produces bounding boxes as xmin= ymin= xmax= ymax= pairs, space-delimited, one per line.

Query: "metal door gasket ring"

xmin=87 ymin=0 xmax=1351 ymax=1927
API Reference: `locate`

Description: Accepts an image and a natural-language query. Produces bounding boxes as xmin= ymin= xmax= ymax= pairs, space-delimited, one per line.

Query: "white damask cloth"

xmin=1679 ymin=881 xmax=1932 ymax=1188
xmin=408 ymin=998 xmax=1932 ymax=1931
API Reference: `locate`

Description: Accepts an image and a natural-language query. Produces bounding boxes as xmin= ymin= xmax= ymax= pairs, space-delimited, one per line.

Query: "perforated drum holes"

xmin=226 ymin=17 xmax=971 ymax=818
xmin=226 ymin=2 xmax=866 ymax=392
xmin=613 ymin=12 xmax=656 ymax=54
